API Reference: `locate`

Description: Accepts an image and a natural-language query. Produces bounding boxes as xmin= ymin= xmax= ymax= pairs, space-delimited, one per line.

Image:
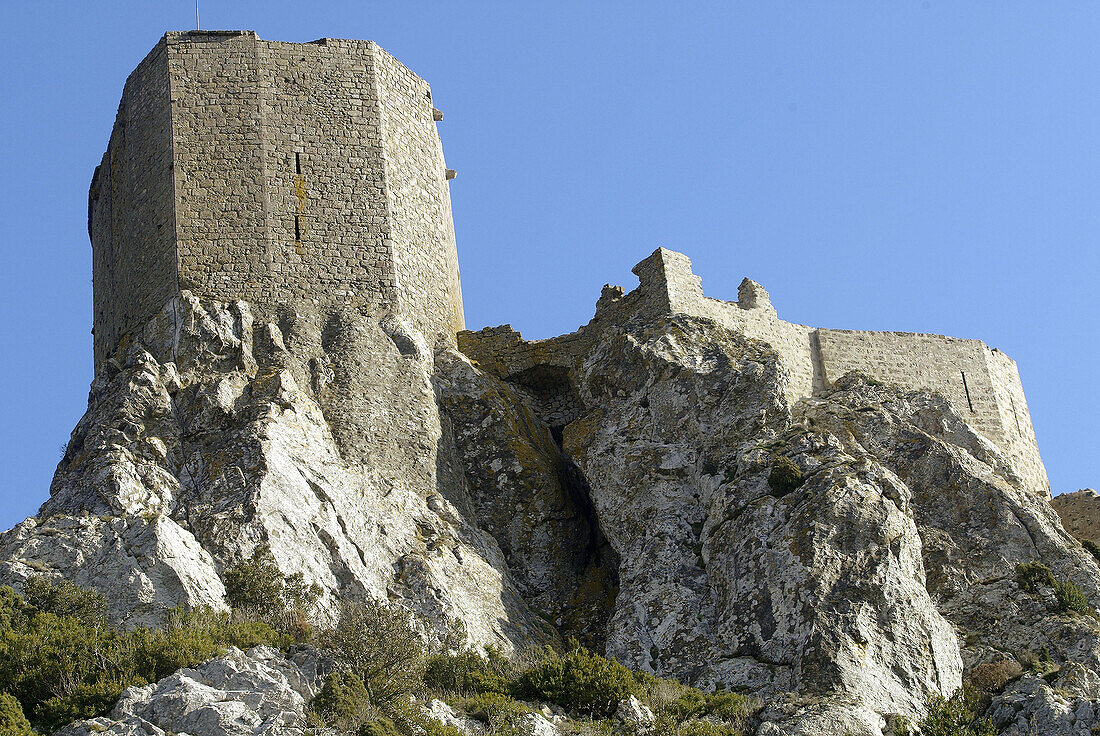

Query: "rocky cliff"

xmin=2 ymin=288 xmax=1098 ymax=735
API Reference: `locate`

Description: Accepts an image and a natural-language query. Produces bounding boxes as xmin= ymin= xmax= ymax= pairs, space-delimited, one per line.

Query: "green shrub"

xmin=920 ymin=685 xmax=996 ymax=736
xmin=359 ymin=716 xmax=402 ymax=736
xmin=311 ymin=671 xmax=372 ymax=732
xmin=0 ymin=584 xmax=284 ymax=733
xmin=767 ymin=457 xmax=803 ymax=496
xmin=668 ymin=720 xmax=747 ymax=736
xmin=420 ymin=719 xmax=466 ymax=736
xmin=1081 ymin=539 xmax=1100 ymax=562
xmin=424 ymin=648 xmax=509 ymax=696
xmin=0 ymin=693 xmax=34 ymax=736
xmin=1055 ymin=580 xmax=1092 ymax=615
xmin=450 ymin=692 xmax=529 ymax=734
xmin=1016 ymin=561 xmax=1057 ymax=593
xmin=22 ymin=576 xmax=107 ymax=626
xmin=662 ymin=689 xmax=758 ymax=734
xmin=222 ymin=545 xmax=320 ymax=643
xmin=318 ymin=598 xmax=426 ymax=712
xmin=510 ymin=641 xmax=640 ymax=718
xmin=223 ymin=545 xmax=285 ymax=612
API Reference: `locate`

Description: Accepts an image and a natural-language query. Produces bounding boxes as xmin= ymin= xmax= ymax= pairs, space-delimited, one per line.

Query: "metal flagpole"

xmin=195 ymin=0 xmax=200 ymax=29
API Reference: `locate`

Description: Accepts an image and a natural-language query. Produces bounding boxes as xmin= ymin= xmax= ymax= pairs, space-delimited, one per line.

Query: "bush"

xmin=0 ymin=693 xmax=33 ymax=736
xmin=1016 ymin=561 xmax=1057 ymax=593
xmin=768 ymin=457 xmax=803 ymax=496
xmin=1055 ymin=580 xmax=1092 ymax=615
xmin=967 ymin=660 xmax=1023 ymax=693
xmin=319 ymin=598 xmax=426 ymax=712
xmin=360 ymin=716 xmax=402 ymax=736
xmin=511 ymin=641 xmax=640 ymax=718
xmin=1082 ymin=539 xmax=1100 ymax=562
xmin=660 ymin=689 xmax=758 ymax=735
xmin=22 ymin=576 xmax=107 ymax=626
xmin=311 ymin=671 xmax=372 ymax=732
xmin=666 ymin=720 xmax=747 ymax=736
xmin=919 ymin=685 xmax=996 ymax=736
xmin=424 ymin=648 xmax=510 ymax=696
xmin=222 ymin=545 xmax=320 ymax=631
xmin=0 ymin=584 xmax=285 ymax=733
xmin=451 ymin=691 xmax=530 ymax=731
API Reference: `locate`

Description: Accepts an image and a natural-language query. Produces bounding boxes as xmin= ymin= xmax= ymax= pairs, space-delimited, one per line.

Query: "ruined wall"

xmin=89 ymin=39 xmax=178 ymax=365
xmin=985 ymin=348 xmax=1048 ymax=492
xmin=166 ymin=32 xmax=270 ymax=306
xmin=255 ymin=38 xmax=396 ymax=310
xmin=90 ymin=31 xmax=463 ymax=368
xmin=460 ymin=247 xmax=1049 ymax=494
xmin=374 ymin=47 xmax=465 ymax=340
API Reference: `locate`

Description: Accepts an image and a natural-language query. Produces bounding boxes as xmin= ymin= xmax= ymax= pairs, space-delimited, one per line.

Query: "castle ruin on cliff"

xmin=89 ymin=30 xmax=1049 ymax=494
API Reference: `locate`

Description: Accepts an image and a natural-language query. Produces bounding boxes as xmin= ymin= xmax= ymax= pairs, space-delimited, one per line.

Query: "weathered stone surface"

xmin=7 ymin=292 xmax=1100 ymax=736
xmin=0 ymin=294 xmax=549 ymax=648
xmin=615 ymin=695 xmax=655 ymax=729
xmin=1053 ymin=489 xmax=1100 ymax=546
xmin=807 ymin=375 xmax=1100 ymax=679
xmin=55 ymin=646 xmax=317 ymax=736
xmin=563 ymin=315 xmax=962 ymax=730
xmin=434 ymin=349 xmax=616 ymax=645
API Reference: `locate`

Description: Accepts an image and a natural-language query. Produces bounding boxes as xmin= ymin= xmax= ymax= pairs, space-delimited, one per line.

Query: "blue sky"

xmin=0 ymin=2 xmax=1096 ymax=530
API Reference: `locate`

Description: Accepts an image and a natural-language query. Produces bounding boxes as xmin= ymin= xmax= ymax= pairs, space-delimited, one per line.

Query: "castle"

xmin=90 ymin=31 xmax=1049 ymax=494
xmin=89 ymin=31 xmax=463 ymax=367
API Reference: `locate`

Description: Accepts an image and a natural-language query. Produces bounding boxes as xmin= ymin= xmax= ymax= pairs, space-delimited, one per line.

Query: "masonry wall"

xmin=166 ymin=32 xmax=270 ymax=307
xmin=459 ymin=247 xmax=1049 ymax=494
xmin=91 ymin=31 xmax=464 ymax=368
xmin=374 ymin=48 xmax=465 ymax=338
xmin=985 ymin=348 xmax=1048 ymax=492
xmin=89 ymin=39 xmax=178 ymax=365
xmin=255 ymin=38 xmax=396 ymax=310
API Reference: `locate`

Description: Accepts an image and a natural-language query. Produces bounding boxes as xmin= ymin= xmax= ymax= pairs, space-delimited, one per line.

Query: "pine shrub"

xmin=510 ymin=640 xmax=640 ymax=718
xmin=0 ymin=693 xmax=33 ymax=736
xmin=919 ymin=686 xmax=996 ymax=736
xmin=1016 ymin=561 xmax=1057 ymax=593
xmin=318 ymin=598 xmax=426 ymax=711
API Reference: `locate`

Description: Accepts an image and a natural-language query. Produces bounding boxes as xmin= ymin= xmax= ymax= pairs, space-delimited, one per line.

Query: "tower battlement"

xmin=90 ymin=31 xmax=463 ymax=367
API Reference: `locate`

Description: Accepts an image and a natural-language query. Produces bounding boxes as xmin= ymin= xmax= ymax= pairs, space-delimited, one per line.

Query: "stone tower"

xmin=89 ymin=31 xmax=464 ymax=367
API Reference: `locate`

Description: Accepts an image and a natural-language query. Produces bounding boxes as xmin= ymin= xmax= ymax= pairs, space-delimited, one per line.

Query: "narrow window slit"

xmin=294 ymin=215 xmax=301 ymax=242
xmin=960 ymin=371 xmax=975 ymax=412
xmin=295 ymin=152 xmax=302 ymax=174
xmin=1011 ymin=397 xmax=1021 ymax=433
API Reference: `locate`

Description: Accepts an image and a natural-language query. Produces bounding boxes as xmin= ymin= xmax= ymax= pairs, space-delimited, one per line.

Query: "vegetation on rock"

xmin=767 ymin=455 xmax=804 ymax=496
xmin=0 ymin=580 xmax=285 ymax=732
xmin=913 ymin=685 xmax=996 ymax=736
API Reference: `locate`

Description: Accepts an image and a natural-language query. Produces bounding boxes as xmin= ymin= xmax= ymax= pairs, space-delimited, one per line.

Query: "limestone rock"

xmin=563 ymin=315 xmax=962 ymax=726
xmin=1053 ymin=489 xmax=1100 ymax=546
xmin=8 ymin=296 xmax=1100 ymax=736
xmin=0 ymin=294 xmax=550 ymax=650
xmin=615 ymin=695 xmax=655 ymax=729
xmin=424 ymin=699 xmax=488 ymax=734
xmin=55 ymin=646 xmax=317 ymax=736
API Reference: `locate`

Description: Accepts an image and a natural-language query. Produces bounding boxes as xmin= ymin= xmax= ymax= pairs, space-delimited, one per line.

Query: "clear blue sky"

xmin=1 ymin=2 xmax=1096 ymax=530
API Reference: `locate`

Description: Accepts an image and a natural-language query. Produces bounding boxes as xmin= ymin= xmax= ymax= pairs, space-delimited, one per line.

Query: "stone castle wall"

xmin=459 ymin=248 xmax=1050 ymax=494
xmin=90 ymin=31 xmax=462 ymax=366
xmin=89 ymin=39 xmax=179 ymax=364
xmin=374 ymin=47 xmax=465 ymax=339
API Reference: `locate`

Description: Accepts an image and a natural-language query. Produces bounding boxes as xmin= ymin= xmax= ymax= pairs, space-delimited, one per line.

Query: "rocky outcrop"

xmin=55 ymin=646 xmax=319 ymax=736
xmin=562 ymin=316 xmax=962 ymax=730
xmin=4 ymin=295 xmax=1099 ymax=735
xmin=1053 ymin=489 xmax=1100 ymax=547
xmin=0 ymin=294 xmax=550 ymax=650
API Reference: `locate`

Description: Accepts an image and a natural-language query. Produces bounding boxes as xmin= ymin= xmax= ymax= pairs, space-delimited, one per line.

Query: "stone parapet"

xmin=460 ymin=248 xmax=1050 ymax=494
